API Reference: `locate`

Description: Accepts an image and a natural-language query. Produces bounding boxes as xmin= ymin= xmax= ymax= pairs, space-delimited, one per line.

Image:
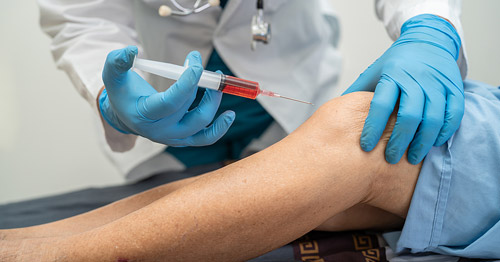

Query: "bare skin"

xmin=0 ymin=92 xmax=421 ymax=261
xmin=0 ymin=177 xmax=198 ymax=240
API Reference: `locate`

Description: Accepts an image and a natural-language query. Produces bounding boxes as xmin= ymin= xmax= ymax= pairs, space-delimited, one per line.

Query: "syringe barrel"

xmin=219 ymin=75 xmax=261 ymax=99
xmin=133 ymin=58 xmax=222 ymax=91
xmin=133 ymin=58 xmax=311 ymax=104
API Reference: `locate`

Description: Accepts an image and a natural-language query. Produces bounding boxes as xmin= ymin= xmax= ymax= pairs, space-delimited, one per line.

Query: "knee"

xmin=297 ymin=92 xmax=376 ymax=151
xmin=292 ymin=92 xmax=385 ymax=187
xmin=313 ymin=94 xmax=420 ymax=218
xmin=316 ymin=92 xmax=373 ymax=130
xmin=295 ymin=92 xmax=409 ymax=205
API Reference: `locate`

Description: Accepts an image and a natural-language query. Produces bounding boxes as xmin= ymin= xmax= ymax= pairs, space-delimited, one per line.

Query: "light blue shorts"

xmin=397 ymin=80 xmax=500 ymax=259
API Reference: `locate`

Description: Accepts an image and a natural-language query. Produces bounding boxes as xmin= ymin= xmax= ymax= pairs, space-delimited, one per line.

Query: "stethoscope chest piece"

xmin=251 ymin=0 xmax=271 ymax=51
xmin=157 ymin=0 xmax=271 ymax=51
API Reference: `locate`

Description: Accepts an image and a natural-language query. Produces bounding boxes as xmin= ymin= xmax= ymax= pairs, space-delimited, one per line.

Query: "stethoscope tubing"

xmin=166 ymin=0 xmax=217 ymax=16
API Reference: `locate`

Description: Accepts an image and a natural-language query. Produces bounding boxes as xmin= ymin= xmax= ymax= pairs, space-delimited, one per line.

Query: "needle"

xmin=274 ymin=93 xmax=314 ymax=105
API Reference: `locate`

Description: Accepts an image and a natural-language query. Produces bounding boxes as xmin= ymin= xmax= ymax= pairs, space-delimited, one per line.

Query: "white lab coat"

xmin=38 ymin=0 xmax=466 ymax=182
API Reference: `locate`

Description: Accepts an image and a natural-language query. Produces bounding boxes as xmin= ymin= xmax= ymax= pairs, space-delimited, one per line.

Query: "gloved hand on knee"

xmin=343 ymin=14 xmax=464 ymax=165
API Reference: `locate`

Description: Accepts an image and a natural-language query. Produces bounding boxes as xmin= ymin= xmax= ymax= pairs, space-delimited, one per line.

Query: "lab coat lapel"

xmin=215 ymin=0 xmax=242 ymax=32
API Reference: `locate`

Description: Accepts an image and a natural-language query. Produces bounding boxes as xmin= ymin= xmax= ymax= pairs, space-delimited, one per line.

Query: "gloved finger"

xmin=163 ymin=89 xmax=198 ymax=124
xmin=170 ymin=70 xmax=222 ymax=132
xmin=407 ymin=89 xmax=445 ymax=164
xmin=342 ymin=60 xmax=381 ymax=95
xmin=434 ymin=87 xmax=465 ymax=146
xmin=177 ymin=88 xmax=223 ymax=136
xmin=385 ymin=80 xmax=425 ymax=164
xmin=139 ymin=51 xmax=202 ymax=120
xmin=102 ymin=46 xmax=138 ymax=87
xmin=360 ymin=76 xmax=400 ymax=152
xmin=170 ymin=110 xmax=235 ymax=147
xmin=98 ymin=88 xmax=135 ymax=134
xmin=137 ymin=90 xmax=197 ymax=131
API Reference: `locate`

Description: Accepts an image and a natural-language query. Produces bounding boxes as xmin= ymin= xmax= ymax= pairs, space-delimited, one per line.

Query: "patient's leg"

xmin=1 ymin=92 xmax=421 ymax=261
xmin=316 ymin=204 xmax=405 ymax=231
xmin=0 ymin=177 xmax=198 ymax=240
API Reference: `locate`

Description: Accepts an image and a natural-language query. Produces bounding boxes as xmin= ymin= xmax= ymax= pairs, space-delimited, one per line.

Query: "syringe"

xmin=132 ymin=58 xmax=313 ymax=105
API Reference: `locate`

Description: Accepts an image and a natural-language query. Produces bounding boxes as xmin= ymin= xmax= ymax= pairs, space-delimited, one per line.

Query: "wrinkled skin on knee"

xmin=290 ymin=92 xmax=386 ymax=187
xmin=292 ymin=92 xmax=421 ymax=219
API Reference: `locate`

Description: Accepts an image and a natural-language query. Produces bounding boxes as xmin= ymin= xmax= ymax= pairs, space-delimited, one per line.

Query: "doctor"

xmin=38 ymin=0 xmax=466 ymax=182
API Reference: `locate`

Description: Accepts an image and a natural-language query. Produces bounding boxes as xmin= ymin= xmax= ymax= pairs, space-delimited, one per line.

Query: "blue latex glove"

xmin=343 ymin=14 xmax=464 ymax=164
xmin=99 ymin=46 xmax=235 ymax=146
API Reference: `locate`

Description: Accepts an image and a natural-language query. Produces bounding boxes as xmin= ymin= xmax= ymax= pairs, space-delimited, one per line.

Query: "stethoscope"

xmin=157 ymin=0 xmax=271 ymax=51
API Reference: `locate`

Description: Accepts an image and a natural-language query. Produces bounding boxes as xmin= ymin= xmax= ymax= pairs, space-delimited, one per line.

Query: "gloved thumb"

xmin=102 ymin=46 xmax=138 ymax=86
xmin=342 ymin=61 xmax=381 ymax=95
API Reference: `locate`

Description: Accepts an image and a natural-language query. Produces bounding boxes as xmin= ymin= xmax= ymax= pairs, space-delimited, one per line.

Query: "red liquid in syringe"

xmin=219 ymin=75 xmax=265 ymax=99
xmin=218 ymin=75 xmax=313 ymax=105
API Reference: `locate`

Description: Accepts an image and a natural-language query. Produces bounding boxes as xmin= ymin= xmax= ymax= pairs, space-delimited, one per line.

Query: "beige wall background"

xmin=1 ymin=1 xmax=499 ymax=204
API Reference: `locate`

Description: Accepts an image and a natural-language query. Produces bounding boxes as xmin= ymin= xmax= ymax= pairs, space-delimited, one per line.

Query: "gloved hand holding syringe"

xmin=133 ymin=57 xmax=313 ymax=105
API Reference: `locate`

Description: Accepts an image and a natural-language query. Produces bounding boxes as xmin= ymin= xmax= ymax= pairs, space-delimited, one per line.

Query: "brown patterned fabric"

xmin=292 ymin=231 xmax=387 ymax=262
